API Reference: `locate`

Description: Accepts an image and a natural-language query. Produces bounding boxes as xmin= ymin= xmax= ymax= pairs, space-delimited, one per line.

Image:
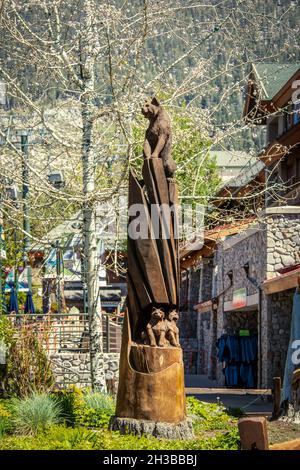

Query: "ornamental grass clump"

xmin=74 ymin=390 xmax=116 ymax=429
xmin=83 ymin=391 xmax=115 ymax=414
xmin=12 ymin=393 xmax=62 ymax=435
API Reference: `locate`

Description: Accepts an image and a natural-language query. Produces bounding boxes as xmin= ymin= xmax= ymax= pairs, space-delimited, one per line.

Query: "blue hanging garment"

xmin=282 ymin=288 xmax=300 ymax=403
xmin=216 ymin=335 xmax=230 ymax=362
xmin=225 ymin=364 xmax=239 ymax=387
xmin=217 ymin=332 xmax=258 ymax=389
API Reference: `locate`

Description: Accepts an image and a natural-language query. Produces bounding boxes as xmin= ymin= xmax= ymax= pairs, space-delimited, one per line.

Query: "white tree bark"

xmin=81 ymin=0 xmax=106 ymax=392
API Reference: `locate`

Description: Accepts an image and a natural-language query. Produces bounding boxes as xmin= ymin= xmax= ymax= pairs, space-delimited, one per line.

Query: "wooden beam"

xmin=263 ymin=268 xmax=300 ymax=295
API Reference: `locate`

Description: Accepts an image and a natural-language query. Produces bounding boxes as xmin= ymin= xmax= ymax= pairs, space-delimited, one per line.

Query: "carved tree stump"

xmin=113 ymin=101 xmax=191 ymax=438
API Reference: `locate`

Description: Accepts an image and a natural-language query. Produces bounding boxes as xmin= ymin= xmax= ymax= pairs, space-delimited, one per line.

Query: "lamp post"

xmin=20 ymin=131 xmax=32 ymax=292
xmin=0 ymin=222 xmax=5 ymax=315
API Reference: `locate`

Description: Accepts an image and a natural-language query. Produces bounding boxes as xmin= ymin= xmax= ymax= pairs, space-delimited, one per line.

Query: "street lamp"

xmin=48 ymin=170 xmax=65 ymax=190
xmin=19 ymin=130 xmax=32 ymax=292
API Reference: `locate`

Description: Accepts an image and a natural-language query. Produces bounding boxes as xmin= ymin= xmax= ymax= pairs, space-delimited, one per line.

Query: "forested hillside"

xmin=0 ymin=0 xmax=299 ymax=245
xmin=142 ymin=0 xmax=300 ymax=151
xmin=2 ymin=0 xmax=299 ymax=152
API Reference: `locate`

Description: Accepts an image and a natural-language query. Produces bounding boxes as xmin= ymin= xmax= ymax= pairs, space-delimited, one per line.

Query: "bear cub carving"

xmin=143 ymin=307 xmax=167 ymax=347
xmin=166 ymin=310 xmax=180 ymax=347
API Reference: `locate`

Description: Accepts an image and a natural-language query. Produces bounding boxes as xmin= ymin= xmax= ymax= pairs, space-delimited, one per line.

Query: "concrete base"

xmin=109 ymin=416 xmax=194 ymax=440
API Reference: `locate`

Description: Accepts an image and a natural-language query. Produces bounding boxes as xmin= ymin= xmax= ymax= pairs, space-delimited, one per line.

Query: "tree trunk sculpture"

xmin=111 ymin=98 xmax=192 ymax=439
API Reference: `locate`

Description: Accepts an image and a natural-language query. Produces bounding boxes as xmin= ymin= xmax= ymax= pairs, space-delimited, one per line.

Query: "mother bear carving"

xmin=141 ymin=96 xmax=177 ymax=178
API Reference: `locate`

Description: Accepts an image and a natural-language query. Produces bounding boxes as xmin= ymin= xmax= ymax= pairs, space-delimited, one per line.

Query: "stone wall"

xmin=201 ymin=259 xmax=214 ymax=302
xmin=178 ymin=210 xmax=300 ymax=387
xmin=189 ymin=269 xmax=201 ymax=306
xmin=180 ymin=338 xmax=198 ymax=374
xmin=214 ymin=229 xmax=266 ymax=385
xmin=179 ymin=267 xmax=202 ymax=374
xmin=50 ymin=352 xmax=120 ymax=391
xmin=267 ymin=289 xmax=293 ymax=386
xmin=223 ymin=310 xmax=258 ymax=334
xmin=266 ymin=211 xmax=300 ymax=278
xmin=197 ymin=310 xmax=212 ymax=376
xmin=219 ymin=229 xmax=267 ymax=303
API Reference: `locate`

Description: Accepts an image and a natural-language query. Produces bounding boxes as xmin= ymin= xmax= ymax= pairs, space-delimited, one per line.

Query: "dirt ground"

xmin=267 ymin=420 xmax=300 ymax=444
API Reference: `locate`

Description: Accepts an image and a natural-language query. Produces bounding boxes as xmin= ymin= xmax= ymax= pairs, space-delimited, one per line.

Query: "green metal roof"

xmin=252 ymin=63 xmax=300 ymax=100
xmin=211 ymin=150 xmax=255 ymax=168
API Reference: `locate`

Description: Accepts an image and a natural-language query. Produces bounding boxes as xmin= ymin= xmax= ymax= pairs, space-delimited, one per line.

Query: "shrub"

xmin=5 ymin=318 xmax=55 ymax=397
xmin=0 ymin=417 xmax=10 ymax=437
xmin=12 ymin=393 xmax=62 ymax=435
xmin=0 ymin=425 xmax=98 ymax=450
xmin=0 ymin=401 xmax=12 ymax=436
xmin=0 ymin=402 xmax=11 ymax=418
xmin=53 ymin=387 xmax=115 ymax=429
xmin=0 ymin=316 xmax=15 ymax=345
xmin=52 ymin=385 xmax=83 ymax=425
xmin=75 ymin=390 xmax=115 ymax=429
xmin=0 ymin=316 xmax=15 ymax=396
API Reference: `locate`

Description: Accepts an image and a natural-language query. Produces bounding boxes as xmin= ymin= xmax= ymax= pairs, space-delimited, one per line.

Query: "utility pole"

xmin=55 ymin=240 xmax=61 ymax=313
xmin=20 ymin=131 xmax=32 ymax=292
xmin=80 ymin=0 xmax=106 ymax=392
xmin=0 ymin=217 xmax=5 ymax=315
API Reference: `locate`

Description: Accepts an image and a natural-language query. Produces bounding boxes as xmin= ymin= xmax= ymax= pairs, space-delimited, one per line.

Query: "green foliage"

xmin=0 ymin=315 xmax=15 ymax=346
xmin=0 ymin=425 xmax=98 ymax=450
xmin=186 ymin=396 xmax=236 ymax=432
xmin=83 ymin=391 xmax=115 ymax=413
xmin=132 ymin=103 xmax=220 ymax=208
xmin=52 ymin=385 xmax=83 ymax=426
xmin=0 ymin=317 xmax=15 ymax=395
xmin=5 ymin=319 xmax=55 ymax=397
xmin=53 ymin=386 xmax=115 ymax=429
xmin=77 ymin=391 xmax=115 ymax=428
xmin=0 ymin=416 xmax=11 ymax=437
xmin=0 ymin=402 xmax=12 ymax=437
xmin=0 ymin=402 xmax=11 ymax=417
xmin=212 ymin=428 xmax=240 ymax=450
xmin=0 ymin=424 xmax=240 ymax=450
xmin=0 ymin=393 xmax=240 ymax=450
xmin=11 ymin=393 xmax=62 ymax=435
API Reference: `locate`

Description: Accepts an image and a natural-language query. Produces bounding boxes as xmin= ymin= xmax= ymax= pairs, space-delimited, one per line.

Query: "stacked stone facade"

xmin=183 ymin=208 xmax=300 ymax=389
xmin=266 ymin=210 xmax=300 ymax=277
xmin=50 ymin=352 xmax=120 ymax=391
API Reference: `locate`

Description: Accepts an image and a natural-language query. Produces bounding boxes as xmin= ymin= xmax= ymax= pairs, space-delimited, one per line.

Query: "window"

xmin=293 ymin=101 xmax=300 ymax=126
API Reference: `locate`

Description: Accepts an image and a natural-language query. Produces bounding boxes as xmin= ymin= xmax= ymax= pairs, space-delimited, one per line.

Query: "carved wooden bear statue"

xmin=141 ymin=96 xmax=177 ymax=178
xmin=166 ymin=310 xmax=180 ymax=347
xmin=144 ymin=307 xmax=167 ymax=347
